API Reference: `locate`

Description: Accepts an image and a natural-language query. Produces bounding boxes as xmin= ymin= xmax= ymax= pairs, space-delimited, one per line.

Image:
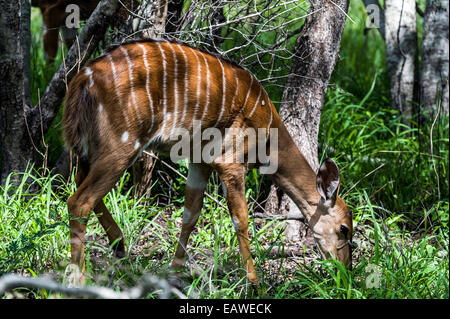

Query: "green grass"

xmin=1 ymin=85 xmax=448 ymax=298
xmin=2 ymin=79 xmax=447 ymax=299
xmin=0 ymin=154 xmax=448 ymax=299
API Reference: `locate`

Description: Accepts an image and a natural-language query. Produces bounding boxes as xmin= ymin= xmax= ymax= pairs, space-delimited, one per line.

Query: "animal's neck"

xmin=270 ymin=120 xmax=320 ymax=221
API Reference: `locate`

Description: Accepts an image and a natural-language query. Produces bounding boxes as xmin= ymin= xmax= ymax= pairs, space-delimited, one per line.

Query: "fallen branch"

xmin=253 ymin=212 xmax=305 ymax=221
xmin=0 ymin=273 xmax=186 ymax=299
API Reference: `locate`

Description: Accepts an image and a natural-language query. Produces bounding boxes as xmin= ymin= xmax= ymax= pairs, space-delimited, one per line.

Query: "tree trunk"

xmin=0 ymin=0 xmax=34 ymax=184
xmin=265 ymin=0 xmax=349 ymax=244
xmin=132 ymin=154 xmax=156 ymax=198
xmin=135 ymin=0 xmax=169 ymax=39
xmin=384 ymin=0 xmax=418 ymax=120
xmin=420 ymin=0 xmax=449 ymax=115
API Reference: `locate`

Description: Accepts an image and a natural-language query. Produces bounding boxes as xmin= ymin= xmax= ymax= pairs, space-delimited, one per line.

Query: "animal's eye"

xmin=340 ymin=225 xmax=349 ymax=237
xmin=347 ymin=210 xmax=353 ymax=217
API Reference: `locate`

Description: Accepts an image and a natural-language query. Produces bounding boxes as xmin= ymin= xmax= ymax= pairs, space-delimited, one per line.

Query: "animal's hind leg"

xmin=75 ymin=168 xmax=125 ymax=258
xmin=68 ymin=157 xmax=129 ymax=281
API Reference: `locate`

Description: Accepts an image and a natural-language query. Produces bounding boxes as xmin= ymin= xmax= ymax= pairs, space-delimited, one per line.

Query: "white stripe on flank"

xmin=248 ymin=88 xmax=262 ymax=119
xmin=167 ymin=44 xmax=179 ymax=137
xmin=107 ymin=54 xmax=129 ymax=127
xmin=241 ymin=74 xmax=254 ymax=114
xmin=231 ymin=68 xmax=239 ymax=109
xmin=138 ymin=43 xmax=154 ymax=134
xmin=213 ymin=58 xmax=226 ymax=127
xmin=121 ymin=131 xmax=129 ymax=143
xmin=176 ymin=43 xmax=189 ymax=127
xmin=85 ymin=67 xmax=94 ymax=87
xmin=120 ymin=47 xmax=141 ymax=126
xmin=188 ymin=46 xmax=202 ymax=122
xmin=134 ymin=139 xmax=141 ymax=150
xmin=156 ymin=42 xmax=168 ymax=138
xmin=267 ymin=103 xmax=273 ymax=137
xmin=200 ymin=53 xmax=210 ymax=124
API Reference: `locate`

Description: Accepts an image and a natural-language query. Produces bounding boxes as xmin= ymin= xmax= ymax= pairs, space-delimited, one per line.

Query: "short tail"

xmin=62 ymin=71 xmax=99 ymax=161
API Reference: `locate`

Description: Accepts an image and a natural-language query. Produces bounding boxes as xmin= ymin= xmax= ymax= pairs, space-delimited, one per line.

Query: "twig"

xmin=329 ymin=0 xmax=357 ymax=24
xmin=143 ymin=151 xmax=229 ymax=212
xmin=342 ymin=163 xmax=385 ymax=198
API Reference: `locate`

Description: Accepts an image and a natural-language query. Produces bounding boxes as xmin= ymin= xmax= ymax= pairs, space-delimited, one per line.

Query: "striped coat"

xmin=63 ymin=39 xmax=277 ymax=163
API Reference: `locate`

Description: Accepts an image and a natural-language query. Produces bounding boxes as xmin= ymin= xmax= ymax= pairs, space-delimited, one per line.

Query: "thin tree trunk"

xmin=132 ymin=154 xmax=156 ymax=198
xmin=265 ymin=0 xmax=349 ymax=243
xmin=384 ymin=0 xmax=418 ymax=120
xmin=139 ymin=0 xmax=169 ymax=39
xmin=420 ymin=0 xmax=449 ymax=115
xmin=0 ymin=0 xmax=34 ymax=184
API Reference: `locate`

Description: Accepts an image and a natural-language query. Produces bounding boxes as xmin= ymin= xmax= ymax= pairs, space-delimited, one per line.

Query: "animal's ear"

xmin=316 ymin=158 xmax=340 ymax=205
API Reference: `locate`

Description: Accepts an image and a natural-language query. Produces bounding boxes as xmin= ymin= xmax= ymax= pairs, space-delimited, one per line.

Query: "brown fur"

xmin=63 ymin=72 xmax=99 ymax=161
xmin=63 ymin=40 xmax=352 ymax=286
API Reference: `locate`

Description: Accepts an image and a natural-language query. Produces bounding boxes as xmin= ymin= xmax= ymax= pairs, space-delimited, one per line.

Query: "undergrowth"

xmin=1 ymin=89 xmax=448 ymax=298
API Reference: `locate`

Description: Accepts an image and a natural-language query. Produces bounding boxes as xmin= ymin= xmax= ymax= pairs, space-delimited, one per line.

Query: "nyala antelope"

xmin=63 ymin=39 xmax=354 ymax=285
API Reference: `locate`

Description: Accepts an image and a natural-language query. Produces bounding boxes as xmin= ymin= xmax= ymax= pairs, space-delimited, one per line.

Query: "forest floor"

xmin=1 ymin=169 xmax=447 ymax=299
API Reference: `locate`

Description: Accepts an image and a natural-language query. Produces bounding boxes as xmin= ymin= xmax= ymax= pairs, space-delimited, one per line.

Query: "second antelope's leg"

xmin=68 ymin=158 xmax=129 ymax=279
xmin=42 ymin=4 xmax=66 ymax=60
xmin=217 ymin=164 xmax=257 ymax=285
xmin=61 ymin=25 xmax=78 ymax=51
xmin=75 ymin=168 xmax=125 ymax=257
xmin=171 ymin=163 xmax=212 ymax=269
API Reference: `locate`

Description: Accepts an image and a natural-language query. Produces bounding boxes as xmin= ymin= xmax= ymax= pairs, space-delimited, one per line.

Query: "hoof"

xmin=167 ymin=273 xmax=184 ymax=289
xmin=64 ymin=263 xmax=85 ymax=287
xmin=248 ymin=273 xmax=259 ymax=286
xmin=112 ymin=240 xmax=126 ymax=258
xmin=169 ymin=258 xmax=185 ymax=270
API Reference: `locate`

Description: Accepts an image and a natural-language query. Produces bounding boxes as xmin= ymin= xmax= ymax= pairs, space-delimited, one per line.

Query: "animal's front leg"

xmin=171 ymin=163 xmax=212 ymax=269
xmin=218 ymin=164 xmax=258 ymax=285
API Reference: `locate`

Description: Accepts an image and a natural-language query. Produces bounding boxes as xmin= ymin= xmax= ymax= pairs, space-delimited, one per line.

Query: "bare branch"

xmin=0 ymin=273 xmax=186 ymax=299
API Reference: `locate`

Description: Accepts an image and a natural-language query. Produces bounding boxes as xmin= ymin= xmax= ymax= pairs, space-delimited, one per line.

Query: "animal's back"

xmin=63 ymin=39 xmax=277 ymax=163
